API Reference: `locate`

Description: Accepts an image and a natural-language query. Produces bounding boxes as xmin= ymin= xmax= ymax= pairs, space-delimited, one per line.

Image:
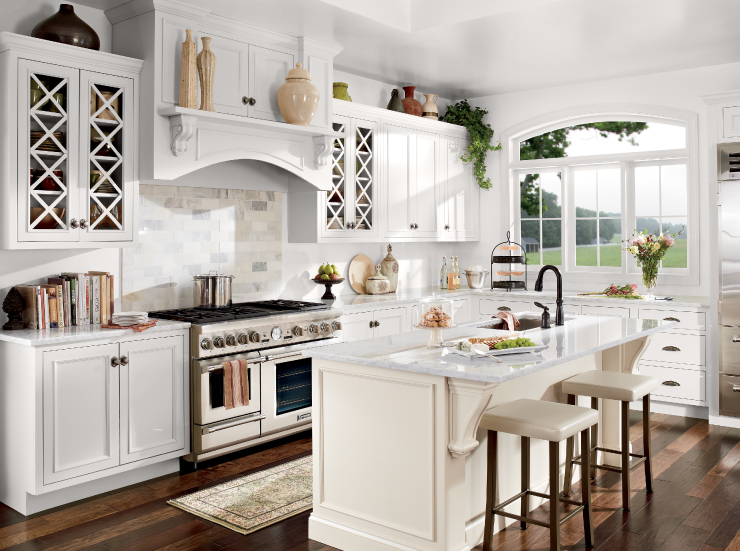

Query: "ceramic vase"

xmin=333 ymin=82 xmax=351 ymax=101
xmin=422 ymin=93 xmax=439 ymax=120
xmin=278 ymin=62 xmax=320 ymax=126
xmin=197 ymin=37 xmax=217 ymax=112
xmin=386 ymin=89 xmax=405 ymax=113
xmin=401 ymin=86 xmax=423 ymax=117
xmin=380 ymin=244 xmax=399 ymax=292
xmin=179 ymin=29 xmax=198 ymax=109
xmin=32 ymin=4 xmax=100 ymax=51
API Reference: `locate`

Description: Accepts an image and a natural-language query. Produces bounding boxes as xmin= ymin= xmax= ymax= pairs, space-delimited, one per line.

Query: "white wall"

xmin=454 ymin=61 xmax=740 ymax=297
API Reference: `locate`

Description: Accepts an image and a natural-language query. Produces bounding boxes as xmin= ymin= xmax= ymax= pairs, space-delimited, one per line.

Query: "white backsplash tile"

xmin=122 ymin=185 xmax=282 ymax=312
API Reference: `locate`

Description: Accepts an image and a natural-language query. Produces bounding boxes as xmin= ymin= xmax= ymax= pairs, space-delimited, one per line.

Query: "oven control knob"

xmin=332 ymin=320 xmax=342 ymax=331
xmin=226 ymin=335 xmax=237 ymax=347
xmin=293 ymin=326 xmax=304 ymax=337
xmin=213 ymin=336 xmax=226 ymax=348
xmin=237 ymin=333 xmax=249 ymax=345
xmin=320 ymin=322 xmax=330 ymax=333
xmin=308 ymin=324 xmax=319 ymax=335
xmin=200 ymin=338 xmax=213 ymax=350
xmin=249 ymin=332 xmax=261 ymax=343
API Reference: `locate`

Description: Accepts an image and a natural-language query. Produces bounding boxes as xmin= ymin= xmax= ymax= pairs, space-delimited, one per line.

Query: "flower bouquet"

xmin=579 ymin=283 xmax=642 ymax=299
xmin=624 ymin=228 xmax=683 ymax=299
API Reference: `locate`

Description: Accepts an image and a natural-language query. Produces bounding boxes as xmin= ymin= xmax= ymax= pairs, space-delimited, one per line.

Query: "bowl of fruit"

xmin=313 ymin=263 xmax=344 ymax=300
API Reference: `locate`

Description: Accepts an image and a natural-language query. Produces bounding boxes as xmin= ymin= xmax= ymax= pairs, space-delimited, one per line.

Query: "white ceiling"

xmin=80 ymin=0 xmax=740 ymax=99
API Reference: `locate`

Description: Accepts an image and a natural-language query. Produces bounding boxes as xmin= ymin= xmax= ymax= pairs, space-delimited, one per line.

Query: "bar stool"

xmin=480 ymin=398 xmax=598 ymax=551
xmin=561 ymin=370 xmax=660 ymax=511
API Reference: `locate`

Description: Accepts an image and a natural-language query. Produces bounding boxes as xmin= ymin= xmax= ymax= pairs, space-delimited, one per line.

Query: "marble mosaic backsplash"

xmin=121 ymin=184 xmax=282 ymax=312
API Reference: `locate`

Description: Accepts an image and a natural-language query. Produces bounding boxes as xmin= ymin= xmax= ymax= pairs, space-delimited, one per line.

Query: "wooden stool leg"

xmin=580 ymin=428 xmax=595 ymax=547
xmin=590 ymin=397 xmax=599 ymax=480
xmin=563 ymin=395 xmax=575 ymax=496
xmin=521 ymin=436 xmax=530 ymax=529
xmin=483 ymin=431 xmax=497 ymax=551
xmin=621 ymin=401 xmax=631 ymax=510
xmin=549 ymin=440 xmax=561 ymax=551
xmin=643 ymin=394 xmax=654 ymax=493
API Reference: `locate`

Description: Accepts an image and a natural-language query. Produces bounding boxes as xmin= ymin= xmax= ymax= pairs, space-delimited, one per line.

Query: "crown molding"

xmin=200 ymin=14 xmax=297 ymax=51
xmin=105 ymin=0 xmax=211 ymax=25
xmin=299 ymin=37 xmax=343 ymax=58
xmin=701 ymin=90 xmax=740 ymax=105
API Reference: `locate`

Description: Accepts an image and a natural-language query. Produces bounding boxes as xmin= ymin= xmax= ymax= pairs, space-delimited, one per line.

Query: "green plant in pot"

xmin=442 ymin=100 xmax=502 ymax=190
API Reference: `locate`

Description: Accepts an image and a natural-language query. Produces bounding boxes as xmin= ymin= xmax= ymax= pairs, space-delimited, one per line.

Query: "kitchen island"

xmin=305 ymin=314 xmax=677 ymax=551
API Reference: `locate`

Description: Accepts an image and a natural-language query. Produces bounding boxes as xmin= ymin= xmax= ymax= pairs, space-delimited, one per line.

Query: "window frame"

xmin=502 ymin=104 xmax=699 ymax=287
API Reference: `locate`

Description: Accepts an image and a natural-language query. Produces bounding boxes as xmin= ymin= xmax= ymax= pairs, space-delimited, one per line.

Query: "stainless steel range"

xmin=149 ymin=300 xmax=341 ymax=466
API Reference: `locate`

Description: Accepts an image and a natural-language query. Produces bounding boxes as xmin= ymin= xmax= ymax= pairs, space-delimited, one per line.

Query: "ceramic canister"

xmin=277 ymin=62 xmax=320 ymax=126
xmin=379 ymin=244 xmax=399 ymax=292
xmin=366 ymin=264 xmax=390 ymax=295
xmin=422 ymin=93 xmax=439 ymax=120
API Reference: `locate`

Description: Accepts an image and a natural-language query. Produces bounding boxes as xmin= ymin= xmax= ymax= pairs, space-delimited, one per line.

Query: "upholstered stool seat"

xmin=561 ymin=370 xmax=659 ymax=511
xmin=480 ymin=399 xmax=598 ymax=551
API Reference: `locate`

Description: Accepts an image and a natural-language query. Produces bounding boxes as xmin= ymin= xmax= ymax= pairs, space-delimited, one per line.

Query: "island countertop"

xmin=304 ymin=314 xmax=677 ymax=384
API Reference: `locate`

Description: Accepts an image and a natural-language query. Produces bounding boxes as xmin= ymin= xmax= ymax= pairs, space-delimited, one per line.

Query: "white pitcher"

xmin=422 ymin=93 xmax=439 ymax=120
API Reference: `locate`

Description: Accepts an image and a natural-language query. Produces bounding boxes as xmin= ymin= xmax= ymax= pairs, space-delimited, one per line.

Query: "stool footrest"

xmin=595 ymin=446 xmax=645 ymax=459
xmin=491 ymin=489 xmax=587 ymax=529
xmin=572 ymin=452 xmax=647 ymax=474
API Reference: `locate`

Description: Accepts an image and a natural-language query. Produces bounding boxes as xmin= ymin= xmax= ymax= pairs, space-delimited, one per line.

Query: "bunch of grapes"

xmin=494 ymin=337 xmax=535 ymax=350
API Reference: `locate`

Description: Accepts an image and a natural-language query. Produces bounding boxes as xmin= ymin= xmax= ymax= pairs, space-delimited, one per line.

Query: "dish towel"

xmin=222 ymin=359 xmax=250 ymax=409
xmin=494 ymin=311 xmax=520 ymax=331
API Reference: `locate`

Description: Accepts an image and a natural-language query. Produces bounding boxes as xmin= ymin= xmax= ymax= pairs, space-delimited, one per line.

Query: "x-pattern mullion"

xmin=354 ymin=128 xmax=373 ymax=229
xmin=31 ymin=75 xmax=67 ymax=117
xmin=30 ymin=154 xmax=67 ymax=192
xmin=90 ymin=193 xmax=123 ymax=230
xmin=31 ymin=112 xmax=68 ymax=154
xmin=91 ymin=157 xmax=123 ymax=196
xmin=30 ymin=189 xmax=67 ymax=229
xmin=90 ymin=122 xmax=123 ymax=158
xmin=91 ymin=85 xmax=123 ymax=125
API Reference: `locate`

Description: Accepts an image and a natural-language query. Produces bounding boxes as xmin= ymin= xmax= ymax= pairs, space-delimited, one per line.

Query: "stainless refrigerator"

xmin=720 ymin=154 xmax=740 ymax=416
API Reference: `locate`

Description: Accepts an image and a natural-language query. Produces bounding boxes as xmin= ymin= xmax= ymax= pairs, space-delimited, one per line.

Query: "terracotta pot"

xmin=401 ymin=86 xmax=423 ymax=117
xmin=197 ymin=37 xmax=217 ymax=112
xmin=422 ymin=93 xmax=439 ymax=120
xmin=387 ymin=89 xmax=405 ymax=113
xmin=32 ymin=4 xmax=100 ymax=50
xmin=278 ymin=62 xmax=320 ymax=126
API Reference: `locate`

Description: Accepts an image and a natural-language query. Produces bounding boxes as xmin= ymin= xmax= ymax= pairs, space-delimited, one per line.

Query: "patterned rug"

xmin=168 ymin=455 xmax=312 ymax=534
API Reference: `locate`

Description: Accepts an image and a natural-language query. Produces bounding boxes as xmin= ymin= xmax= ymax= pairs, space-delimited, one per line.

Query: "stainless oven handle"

xmin=202 ymin=360 xmax=263 ymax=375
xmin=202 ymin=413 xmax=265 ymax=435
xmin=264 ymin=352 xmax=304 ymax=362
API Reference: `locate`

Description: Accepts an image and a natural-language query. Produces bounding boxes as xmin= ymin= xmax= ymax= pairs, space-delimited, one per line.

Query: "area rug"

xmin=168 ymin=455 xmax=312 ymax=534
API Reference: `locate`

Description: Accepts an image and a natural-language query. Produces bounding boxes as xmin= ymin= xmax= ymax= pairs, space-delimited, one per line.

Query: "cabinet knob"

xmin=410 ymin=223 xmax=415 ymax=230
xmin=444 ymin=224 xmax=450 ymax=230
xmin=374 ymin=320 xmax=380 ymax=328
xmin=70 ymin=218 xmax=79 ymax=229
xmin=498 ymin=306 xmax=511 ymax=312
xmin=242 ymin=96 xmax=256 ymax=106
xmin=369 ymin=320 xmax=374 ymax=329
xmin=80 ymin=219 xmax=88 ymax=229
xmin=111 ymin=356 xmax=120 ymax=367
xmin=414 ymin=223 xmax=419 ymax=229
xmin=120 ymin=355 xmax=129 ymax=366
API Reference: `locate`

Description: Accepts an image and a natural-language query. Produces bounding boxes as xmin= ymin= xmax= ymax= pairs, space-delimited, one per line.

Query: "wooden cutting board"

xmin=348 ymin=254 xmax=375 ymax=294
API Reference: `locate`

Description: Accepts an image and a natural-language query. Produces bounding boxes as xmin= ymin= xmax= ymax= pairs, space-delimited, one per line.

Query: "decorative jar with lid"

xmin=366 ymin=264 xmax=390 ymax=295
xmin=415 ymin=293 xmax=455 ymax=347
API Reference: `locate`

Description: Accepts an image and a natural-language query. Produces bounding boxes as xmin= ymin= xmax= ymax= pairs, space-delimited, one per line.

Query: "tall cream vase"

xmin=197 ymin=37 xmax=216 ymax=112
xmin=179 ymin=29 xmax=197 ymax=109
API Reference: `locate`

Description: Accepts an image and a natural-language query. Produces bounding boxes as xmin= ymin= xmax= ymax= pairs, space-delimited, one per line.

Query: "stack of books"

xmin=16 ymin=272 xmax=114 ymax=329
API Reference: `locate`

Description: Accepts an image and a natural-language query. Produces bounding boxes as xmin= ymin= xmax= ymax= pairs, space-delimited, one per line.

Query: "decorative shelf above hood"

xmin=158 ymin=107 xmax=343 ymax=191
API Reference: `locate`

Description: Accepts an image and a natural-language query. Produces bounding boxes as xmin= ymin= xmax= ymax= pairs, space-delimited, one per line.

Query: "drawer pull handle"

xmin=733 ymin=385 xmax=740 ymax=393
xmin=733 ymin=336 xmax=740 ymax=343
xmin=662 ymin=346 xmax=681 ymax=352
xmin=663 ymin=317 xmax=680 ymax=322
xmin=662 ymin=380 xmax=680 ymax=387
xmin=498 ymin=306 xmax=511 ymax=312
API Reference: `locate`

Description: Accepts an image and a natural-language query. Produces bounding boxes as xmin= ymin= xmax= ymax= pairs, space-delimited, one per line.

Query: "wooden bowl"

xmin=30 ymin=207 xmax=65 ymax=230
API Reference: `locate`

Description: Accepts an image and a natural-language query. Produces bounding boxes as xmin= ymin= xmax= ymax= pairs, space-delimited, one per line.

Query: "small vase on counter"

xmin=401 ymin=86 xmax=423 ymax=117
xmin=379 ymin=244 xmax=399 ymax=292
xmin=197 ymin=37 xmax=216 ymax=112
xmin=386 ymin=89 xmax=405 ymax=113
xmin=422 ymin=93 xmax=439 ymax=120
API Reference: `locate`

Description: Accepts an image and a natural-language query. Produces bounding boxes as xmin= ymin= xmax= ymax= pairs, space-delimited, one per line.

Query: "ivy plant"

xmin=442 ymin=100 xmax=502 ymax=190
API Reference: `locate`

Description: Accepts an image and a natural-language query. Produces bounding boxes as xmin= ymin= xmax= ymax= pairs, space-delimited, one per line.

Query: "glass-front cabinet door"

xmin=325 ymin=116 xmax=349 ymax=234
xmin=352 ymin=119 xmax=378 ymax=237
xmin=19 ymin=60 xmax=79 ymax=242
xmin=80 ymin=71 xmax=134 ymax=242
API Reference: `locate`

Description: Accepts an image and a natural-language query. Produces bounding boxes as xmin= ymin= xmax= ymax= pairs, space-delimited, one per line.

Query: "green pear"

xmin=318 ymin=265 xmax=326 ymax=275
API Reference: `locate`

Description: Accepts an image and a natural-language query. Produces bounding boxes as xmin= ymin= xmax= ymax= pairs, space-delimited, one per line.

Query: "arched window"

xmin=501 ymin=105 xmax=699 ymax=285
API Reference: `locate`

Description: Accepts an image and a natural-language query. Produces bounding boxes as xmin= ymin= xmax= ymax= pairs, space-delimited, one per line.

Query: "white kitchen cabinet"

xmin=42 ymin=343 xmax=120 ymax=484
xmin=383 ymin=125 xmax=441 ymax=239
xmin=341 ymin=307 xmax=410 ymax=342
xmin=452 ymin=298 xmax=470 ymax=324
xmin=341 ymin=311 xmax=375 ymax=342
xmin=441 ymin=137 xmax=479 ymax=240
xmin=581 ymin=305 xmax=631 ymax=318
xmin=374 ymin=307 xmax=409 ymax=338
xmin=119 ymin=336 xmax=185 ymax=464
xmin=248 ymin=45 xmax=294 ymax=122
xmin=206 ymin=34 xmax=250 ymax=116
xmin=723 ymin=106 xmax=740 ymax=139
xmin=0 ymin=33 xmax=142 ymax=249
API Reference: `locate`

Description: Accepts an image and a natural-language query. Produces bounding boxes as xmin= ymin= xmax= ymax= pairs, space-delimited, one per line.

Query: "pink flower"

xmin=637 ymin=236 xmax=645 ymax=245
xmin=631 ymin=284 xmax=637 ymax=290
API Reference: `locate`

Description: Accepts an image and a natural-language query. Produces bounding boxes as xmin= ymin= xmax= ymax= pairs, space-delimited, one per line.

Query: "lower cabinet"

xmin=342 ymin=307 xmax=410 ymax=343
xmin=41 ymin=333 xmax=187 ymax=485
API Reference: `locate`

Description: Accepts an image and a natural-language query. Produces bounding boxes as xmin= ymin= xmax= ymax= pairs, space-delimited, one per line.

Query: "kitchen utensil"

xmin=312 ymin=277 xmax=344 ymax=300
xmin=483 ymin=344 xmax=548 ymax=356
xmin=29 ymin=207 xmax=65 ymax=230
xmin=463 ymin=269 xmax=489 ymax=289
xmin=348 ymin=253 xmax=375 ymax=294
xmin=193 ymin=271 xmax=234 ymax=307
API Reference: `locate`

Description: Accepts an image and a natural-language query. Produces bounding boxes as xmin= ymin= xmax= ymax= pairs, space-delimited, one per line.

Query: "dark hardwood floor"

xmin=1 ymin=412 xmax=740 ymax=550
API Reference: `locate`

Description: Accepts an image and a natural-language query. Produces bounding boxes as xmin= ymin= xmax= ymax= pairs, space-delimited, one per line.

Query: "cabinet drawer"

xmin=642 ymin=333 xmax=705 ymax=367
xmin=195 ymin=414 xmax=261 ymax=454
xmin=639 ymin=309 xmax=706 ymax=331
xmin=479 ymin=299 xmax=530 ymax=316
xmin=720 ymin=374 xmax=740 ymax=417
xmin=638 ymin=364 xmax=705 ymax=403
xmin=581 ymin=305 xmax=630 ymax=318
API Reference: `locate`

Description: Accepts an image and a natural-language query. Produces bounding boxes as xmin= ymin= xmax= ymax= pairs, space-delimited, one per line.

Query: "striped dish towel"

xmin=222 ymin=359 xmax=250 ymax=409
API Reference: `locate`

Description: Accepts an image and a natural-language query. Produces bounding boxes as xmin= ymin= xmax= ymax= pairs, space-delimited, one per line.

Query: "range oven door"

xmin=261 ymin=349 xmax=314 ymax=436
xmin=193 ymin=351 xmax=262 ymax=426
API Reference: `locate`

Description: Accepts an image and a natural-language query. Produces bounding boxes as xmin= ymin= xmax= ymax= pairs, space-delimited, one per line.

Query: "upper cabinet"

xmin=287 ymin=101 xmax=480 ymax=243
xmin=0 ymin=33 xmax=142 ymax=250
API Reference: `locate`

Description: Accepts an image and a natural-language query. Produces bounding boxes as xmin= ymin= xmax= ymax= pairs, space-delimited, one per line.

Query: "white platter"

xmin=450 ymin=344 xmax=547 ymax=358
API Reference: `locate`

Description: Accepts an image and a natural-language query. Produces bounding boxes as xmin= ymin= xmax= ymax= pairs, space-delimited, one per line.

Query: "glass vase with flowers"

xmin=624 ymin=228 xmax=683 ymax=299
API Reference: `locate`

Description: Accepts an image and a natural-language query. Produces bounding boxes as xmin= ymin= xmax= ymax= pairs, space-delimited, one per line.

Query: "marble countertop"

xmin=305 ymin=314 xmax=678 ymax=384
xmin=326 ymin=287 xmax=710 ymax=311
xmin=0 ymin=319 xmax=191 ymax=347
